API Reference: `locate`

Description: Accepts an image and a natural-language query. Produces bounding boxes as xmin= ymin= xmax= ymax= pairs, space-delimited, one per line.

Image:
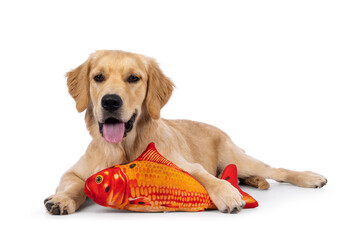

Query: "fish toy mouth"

xmin=98 ymin=113 xmax=137 ymax=143
xmin=84 ymin=182 xmax=94 ymax=200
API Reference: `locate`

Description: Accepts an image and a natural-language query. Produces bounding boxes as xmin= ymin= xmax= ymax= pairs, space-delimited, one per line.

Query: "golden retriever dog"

xmin=44 ymin=50 xmax=327 ymax=214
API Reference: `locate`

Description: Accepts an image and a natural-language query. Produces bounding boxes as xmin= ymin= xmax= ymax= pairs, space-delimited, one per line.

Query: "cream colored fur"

xmin=44 ymin=50 xmax=327 ymax=214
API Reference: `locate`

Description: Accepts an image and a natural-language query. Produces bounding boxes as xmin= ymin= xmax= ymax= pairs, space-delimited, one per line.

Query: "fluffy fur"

xmin=44 ymin=50 xmax=327 ymax=215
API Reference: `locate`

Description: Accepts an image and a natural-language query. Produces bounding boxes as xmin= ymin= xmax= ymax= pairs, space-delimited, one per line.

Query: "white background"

xmin=0 ymin=0 xmax=359 ymax=239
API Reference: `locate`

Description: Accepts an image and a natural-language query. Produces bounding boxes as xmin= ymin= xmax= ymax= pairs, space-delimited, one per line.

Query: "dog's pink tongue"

xmin=103 ymin=122 xmax=125 ymax=143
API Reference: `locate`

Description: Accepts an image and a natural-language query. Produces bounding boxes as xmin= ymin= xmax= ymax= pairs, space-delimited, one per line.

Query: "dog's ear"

xmin=146 ymin=58 xmax=175 ymax=119
xmin=66 ymin=59 xmax=90 ymax=112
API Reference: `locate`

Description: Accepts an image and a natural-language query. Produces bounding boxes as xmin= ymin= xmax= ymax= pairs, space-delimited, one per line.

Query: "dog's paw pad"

xmin=44 ymin=194 xmax=75 ymax=215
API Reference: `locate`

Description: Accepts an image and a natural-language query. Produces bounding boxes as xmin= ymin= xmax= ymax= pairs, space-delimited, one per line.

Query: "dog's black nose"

xmin=101 ymin=94 xmax=123 ymax=112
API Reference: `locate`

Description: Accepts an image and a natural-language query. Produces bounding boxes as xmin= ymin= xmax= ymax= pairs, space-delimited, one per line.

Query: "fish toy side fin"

xmin=220 ymin=164 xmax=259 ymax=208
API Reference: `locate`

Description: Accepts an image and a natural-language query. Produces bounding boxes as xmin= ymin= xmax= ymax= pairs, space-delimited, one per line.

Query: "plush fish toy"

xmin=84 ymin=143 xmax=258 ymax=212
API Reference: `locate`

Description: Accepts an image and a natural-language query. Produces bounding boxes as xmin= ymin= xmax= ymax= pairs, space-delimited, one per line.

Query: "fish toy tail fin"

xmin=220 ymin=164 xmax=259 ymax=208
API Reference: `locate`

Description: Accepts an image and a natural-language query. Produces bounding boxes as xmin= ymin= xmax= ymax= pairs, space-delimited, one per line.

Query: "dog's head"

xmin=66 ymin=50 xmax=174 ymax=143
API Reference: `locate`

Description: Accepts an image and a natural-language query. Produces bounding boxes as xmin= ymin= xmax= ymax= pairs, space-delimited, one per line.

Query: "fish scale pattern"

xmin=121 ymin=160 xmax=214 ymax=211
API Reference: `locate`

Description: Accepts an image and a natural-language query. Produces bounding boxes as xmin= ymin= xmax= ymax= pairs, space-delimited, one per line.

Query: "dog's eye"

xmin=94 ymin=74 xmax=105 ymax=82
xmin=95 ymin=175 xmax=103 ymax=184
xmin=127 ymin=75 xmax=140 ymax=83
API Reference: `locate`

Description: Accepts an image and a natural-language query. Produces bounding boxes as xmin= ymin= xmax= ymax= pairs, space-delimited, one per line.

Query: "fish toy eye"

xmin=95 ymin=175 xmax=103 ymax=184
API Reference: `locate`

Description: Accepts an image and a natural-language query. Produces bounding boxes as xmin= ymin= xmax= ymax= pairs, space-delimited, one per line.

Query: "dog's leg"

xmin=44 ymin=170 xmax=87 ymax=215
xmin=44 ymin=141 xmax=124 ymax=215
xmin=174 ymin=157 xmax=245 ymax=213
xmin=239 ymin=176 xmax=270 ymax=190
xmin=218 ymin=140 xmax=327 ymax=188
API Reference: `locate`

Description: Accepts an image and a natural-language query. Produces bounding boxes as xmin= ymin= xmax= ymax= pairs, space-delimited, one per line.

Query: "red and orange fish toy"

xmin=84 ymin=143 xmax=258 ymax=212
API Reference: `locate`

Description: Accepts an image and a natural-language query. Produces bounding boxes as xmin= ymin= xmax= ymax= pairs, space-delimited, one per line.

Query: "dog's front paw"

xmin=44 ymin=193 xmax=76 ymax=215
xmin=207 ymin=179 xmax=245 ymax=213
